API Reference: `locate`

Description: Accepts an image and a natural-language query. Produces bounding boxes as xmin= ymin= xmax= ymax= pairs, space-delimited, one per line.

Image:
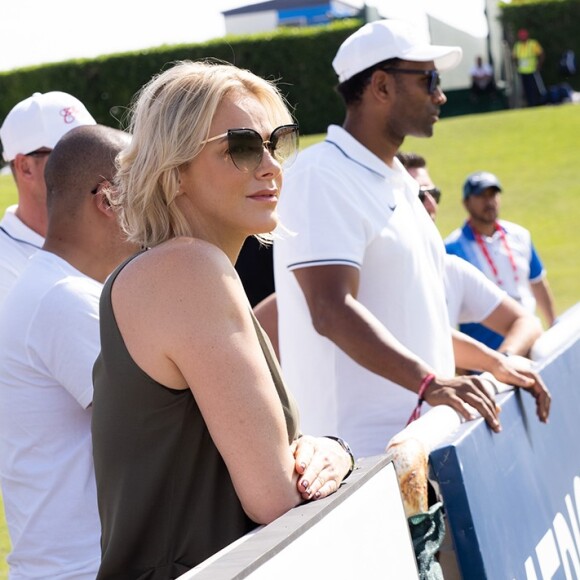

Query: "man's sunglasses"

xmin=419 ymin=187 xmax=442 ymax=204
xmin=202 ymin=124 xmax=299 ymax=173
xmin=25 ymin=149 xmax=52 ymax=158
xmin=380 ymin=68 xmax=441 ymax=95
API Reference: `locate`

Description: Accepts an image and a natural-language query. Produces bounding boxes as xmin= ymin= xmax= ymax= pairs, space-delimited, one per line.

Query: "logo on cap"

xmin=61 ymin=107 xmax=82 ymax=124
xmin=0 ymin=91 xmax=96 ymax=162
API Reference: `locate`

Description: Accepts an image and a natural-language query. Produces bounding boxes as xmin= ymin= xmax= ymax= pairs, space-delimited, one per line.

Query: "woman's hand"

xmin=291 ymin=435 xmax=354 ymax=501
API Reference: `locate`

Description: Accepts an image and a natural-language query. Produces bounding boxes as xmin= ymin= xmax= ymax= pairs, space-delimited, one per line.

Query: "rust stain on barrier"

xmin=386 ymin=438 xmax=429 ymax=518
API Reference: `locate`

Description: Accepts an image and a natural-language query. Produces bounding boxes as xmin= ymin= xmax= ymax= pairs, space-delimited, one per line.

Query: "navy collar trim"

xmin=0 ymin=225 xmax=42 ymax=250
xmin=324 ymin=139 xmax=385 ymax=179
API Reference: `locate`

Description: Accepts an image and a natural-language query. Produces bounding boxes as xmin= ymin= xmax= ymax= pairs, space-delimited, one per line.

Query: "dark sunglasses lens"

xmin=419 ymin=188 xmax=441 ymax=203
xmin=270 ymin=125 xmax=299 ymax=168
xmin=429 ymin=72 xmax=440 ymax=94
xmin=228 ymin=129 xmax=263 ymax=172
xmin=26 ymin=150 xmax=51 ymax=158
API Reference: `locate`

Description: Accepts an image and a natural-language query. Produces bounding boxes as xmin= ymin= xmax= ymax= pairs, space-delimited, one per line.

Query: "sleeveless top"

xmin=92 ymin=250 xmax=300 ymax=579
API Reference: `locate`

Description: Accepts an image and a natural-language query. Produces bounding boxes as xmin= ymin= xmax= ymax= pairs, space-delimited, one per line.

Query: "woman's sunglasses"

xmin=202 ymin=124 xmax=299 ymax=173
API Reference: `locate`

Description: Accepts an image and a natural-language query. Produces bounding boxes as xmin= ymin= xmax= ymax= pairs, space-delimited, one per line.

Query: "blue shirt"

xmin=445 ymin=219 xmax=544 ymax=349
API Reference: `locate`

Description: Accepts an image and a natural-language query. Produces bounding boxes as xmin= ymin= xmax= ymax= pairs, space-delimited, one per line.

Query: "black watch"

xmin=324 ymin=435 xmax=355 ymax=480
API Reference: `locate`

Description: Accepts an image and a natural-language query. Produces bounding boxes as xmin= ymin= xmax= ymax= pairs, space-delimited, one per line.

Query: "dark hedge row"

xmin=0 ymin=20 xmax=360 ymax=137
xmin=500 ymin=0 xmax=580 ymax=89
xmin=1 ymin=3 xmax=577 ymax=140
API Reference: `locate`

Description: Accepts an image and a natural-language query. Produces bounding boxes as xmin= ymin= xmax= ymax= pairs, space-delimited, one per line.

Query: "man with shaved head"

xmin=0 ymin=124 xmax=136 ymax=579
xmin=0 ymin=91 xmax=96 ymax=307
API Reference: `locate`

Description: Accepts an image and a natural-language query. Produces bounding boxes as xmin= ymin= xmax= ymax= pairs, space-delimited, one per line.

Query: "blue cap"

xmin=463 ymin=171 xmax=502 ymax=199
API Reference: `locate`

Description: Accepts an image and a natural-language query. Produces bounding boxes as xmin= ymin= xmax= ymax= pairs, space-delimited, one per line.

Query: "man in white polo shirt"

xmin=0 ymin=124 xmax=135 ymax=579
xmin=0 ymin=91 xmax=96 ymax=307
xmin=274 ymin=20 xmax=550 ymax=458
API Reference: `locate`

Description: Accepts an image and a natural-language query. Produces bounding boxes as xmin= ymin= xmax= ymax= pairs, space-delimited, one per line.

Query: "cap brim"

xmin=477 ymin=183 xmax=502 ymax=193
xmin=400 ymin=45 xmax=463 ymax=71
xmin=466 ymin=185 xmax=502 ymax=198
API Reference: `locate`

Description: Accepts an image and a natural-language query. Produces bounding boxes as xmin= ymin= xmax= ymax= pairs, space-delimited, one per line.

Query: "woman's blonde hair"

xmin=113 ymin=60 xmax=294 ymax=248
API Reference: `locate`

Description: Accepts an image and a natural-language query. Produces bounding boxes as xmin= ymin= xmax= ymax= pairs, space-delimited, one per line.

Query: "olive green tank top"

xmin=92 ymin=251 xmax=300 ymax=579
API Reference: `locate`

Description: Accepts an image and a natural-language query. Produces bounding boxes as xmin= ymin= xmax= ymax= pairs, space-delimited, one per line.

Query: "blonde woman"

xmin=91 ymin=60 xmax=354 ymax=578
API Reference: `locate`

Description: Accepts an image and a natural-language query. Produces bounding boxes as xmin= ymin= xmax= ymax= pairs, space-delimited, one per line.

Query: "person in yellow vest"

xmin=512 ymin=28 xmax=546 ymax=107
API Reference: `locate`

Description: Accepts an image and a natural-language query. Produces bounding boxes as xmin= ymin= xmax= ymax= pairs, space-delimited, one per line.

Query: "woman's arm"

xmin=112 ymin=237 xmax=349 ymax=523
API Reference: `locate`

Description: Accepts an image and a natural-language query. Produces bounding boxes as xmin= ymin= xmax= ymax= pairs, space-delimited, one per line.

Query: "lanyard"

xmin=469 ymin=220 xmax=519 ymax=287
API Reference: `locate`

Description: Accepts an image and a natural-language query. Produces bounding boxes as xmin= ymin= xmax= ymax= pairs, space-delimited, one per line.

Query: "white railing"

xmin=180 ymin=301 xmax=580 ymax=579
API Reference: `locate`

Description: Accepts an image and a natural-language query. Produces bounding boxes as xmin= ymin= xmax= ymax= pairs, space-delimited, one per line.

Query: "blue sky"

xmin=0 ymin=0 xmax=250 ymax=72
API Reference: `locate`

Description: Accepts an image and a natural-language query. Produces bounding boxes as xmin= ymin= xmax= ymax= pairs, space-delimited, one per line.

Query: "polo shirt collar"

xmin=462 ymin=219 xmax=507 ymax=240
xmin=0 ymin=205 xmax=44 ymax=249
xmin=324 ymin=125 xmax=395 ymax=179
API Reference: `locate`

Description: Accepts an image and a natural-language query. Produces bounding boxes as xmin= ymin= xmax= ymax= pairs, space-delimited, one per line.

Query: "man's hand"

xmin=423 ymin=375 xmax=502 ymax=432
xmin=490 ymin=355 xmax=551 ymax=423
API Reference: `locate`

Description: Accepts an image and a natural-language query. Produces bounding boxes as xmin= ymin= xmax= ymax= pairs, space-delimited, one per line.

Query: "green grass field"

xmin=0 ymin=103 xmax=579 ymax=575
xmin=301 ymin=103 xmax=580 ymax=314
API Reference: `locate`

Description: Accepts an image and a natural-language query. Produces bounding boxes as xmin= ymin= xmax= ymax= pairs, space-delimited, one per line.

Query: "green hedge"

xmin=500 ymin=0 xmax=580 ymax=89
xmin=2 ymin=4 xmax=577 ymax=142
xmin=0 ymin=20 xmax=361 ymax=137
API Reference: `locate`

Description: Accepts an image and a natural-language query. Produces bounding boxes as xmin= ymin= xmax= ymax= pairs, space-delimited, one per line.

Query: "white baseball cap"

xmin=333 ymin=19 xmax=463 ymax=83
xmin=0 ymin=91 xmax=96 ymax=162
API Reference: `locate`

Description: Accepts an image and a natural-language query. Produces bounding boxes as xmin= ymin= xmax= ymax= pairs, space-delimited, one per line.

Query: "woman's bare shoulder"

xmin=121 ymin=237 xmax=234 ymax=289
xmin=112 ymin=236 xmax=246 ymax=346
xmin=152 ymin=237 xmax=230 ymax=267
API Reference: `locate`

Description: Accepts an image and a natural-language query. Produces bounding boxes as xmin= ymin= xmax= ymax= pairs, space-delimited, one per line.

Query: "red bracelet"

xmin=406 ymin=373 xmax=436 ymax=426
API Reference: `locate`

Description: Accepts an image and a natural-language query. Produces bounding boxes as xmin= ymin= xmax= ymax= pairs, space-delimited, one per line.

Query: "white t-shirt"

xmin=0 ymin=251 xmax=101 ymax=580
xmin=445 ymin=254 xmax=505 ymax=328
xmin=274 ymin=125 xmax=455 ymax=458
xmin=445 ymin=219 xmax=544 ymax=315
xmin=0 ymin=205 xmax=44 ymax=309
xmin=470 ymin=63 xmax=493 ymax=89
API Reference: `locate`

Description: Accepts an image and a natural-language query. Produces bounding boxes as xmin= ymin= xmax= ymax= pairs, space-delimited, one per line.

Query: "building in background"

xmin=223 ymin=0 xmax=362 ymax=36
xmin=222 ymin=0 xmax=511 ymax=110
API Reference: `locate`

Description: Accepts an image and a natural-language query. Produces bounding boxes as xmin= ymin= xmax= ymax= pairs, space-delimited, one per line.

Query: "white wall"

xmin=224 ymin=11 xmax=278 ymax=36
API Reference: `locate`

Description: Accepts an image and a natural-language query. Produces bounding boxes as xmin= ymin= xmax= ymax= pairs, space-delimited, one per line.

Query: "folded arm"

xmin=293 ymin=264 xmax=501 ymax=431
xmin=481 ymin=295 xmax=543 ymax=356
xmin=113 ymin=239 xmax=351 ymax=524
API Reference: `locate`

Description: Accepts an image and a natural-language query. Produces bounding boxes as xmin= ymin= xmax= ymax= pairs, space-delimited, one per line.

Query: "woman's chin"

xmin=251 ymin=212 xmax=278 ymax=236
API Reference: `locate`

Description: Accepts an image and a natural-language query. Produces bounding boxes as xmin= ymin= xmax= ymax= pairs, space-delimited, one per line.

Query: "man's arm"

xmin=535 ymin=40 xmax=545 ymax=69
xmin=253 ymin=292 xmax=279 ymax=360
xmin=293 ymin=264 xmax=501 ymax=430
xmin=531 ymin=277 xmax=557 ymax=327
xmin=451 ymin=329 xmax=550 ymax=423
xmin=481 ymin=295 xmax=543 ymax=356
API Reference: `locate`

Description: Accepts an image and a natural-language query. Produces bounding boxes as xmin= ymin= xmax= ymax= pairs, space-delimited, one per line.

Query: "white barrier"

xmin=429 ymin=302 xmax=580 ymax=579
xmin=179 ymin=301 xmax=580 ymax=579
xmin=179 ymin=457 xmax=418 ymax=579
